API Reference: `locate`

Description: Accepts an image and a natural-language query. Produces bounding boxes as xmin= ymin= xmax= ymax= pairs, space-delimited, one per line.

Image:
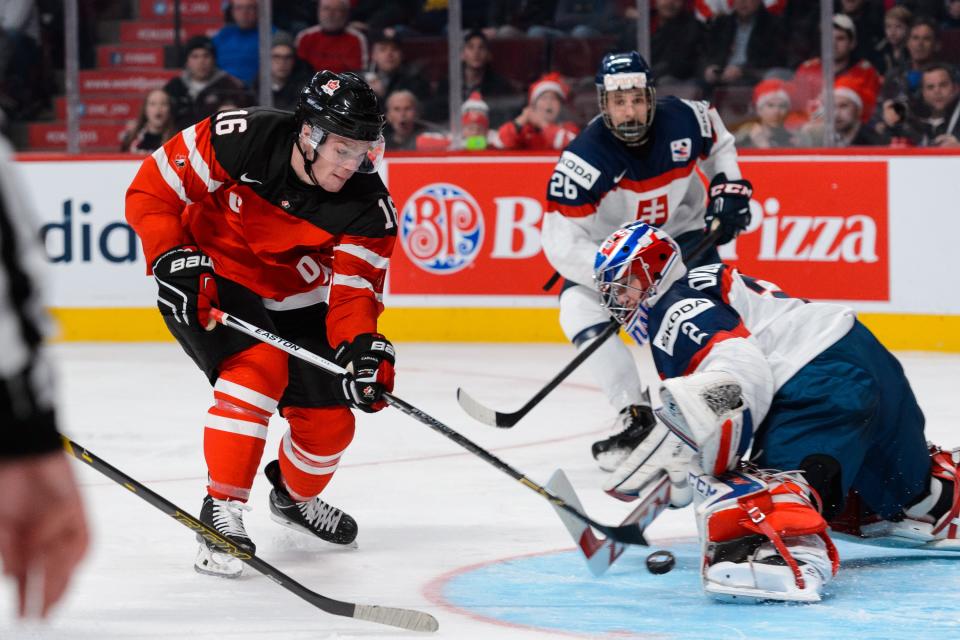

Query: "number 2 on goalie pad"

xmin=546 ymin=469 xmax=672 ymax=576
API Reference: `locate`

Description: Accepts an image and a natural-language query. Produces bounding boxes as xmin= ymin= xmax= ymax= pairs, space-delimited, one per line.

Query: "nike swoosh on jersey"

xmin=240 ymin=173 xmax=263 ymax=184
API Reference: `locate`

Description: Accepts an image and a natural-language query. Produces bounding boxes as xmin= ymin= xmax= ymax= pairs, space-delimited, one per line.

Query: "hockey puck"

xmin=645 ymin=549 xmax=675 ymax=574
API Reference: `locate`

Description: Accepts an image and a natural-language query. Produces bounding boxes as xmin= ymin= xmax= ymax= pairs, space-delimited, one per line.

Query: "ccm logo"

xmin=170 ymin=254 xmax=212 ymax=273
xmin=710 ymin=183 xmax=752 ymax=198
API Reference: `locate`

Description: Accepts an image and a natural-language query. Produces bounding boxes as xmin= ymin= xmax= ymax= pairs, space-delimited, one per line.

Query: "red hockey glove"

xmin=152 ymin=245 xmax=220 ymax=331
xmin=335 ymin=333 xmax=396 ymax=413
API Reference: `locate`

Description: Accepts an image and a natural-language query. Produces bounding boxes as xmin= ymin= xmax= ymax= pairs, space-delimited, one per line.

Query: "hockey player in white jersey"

xmin=541 ymin=51 xmax=753 ymax=471
xmin=592 ymin=221 xmax=959 ymax=602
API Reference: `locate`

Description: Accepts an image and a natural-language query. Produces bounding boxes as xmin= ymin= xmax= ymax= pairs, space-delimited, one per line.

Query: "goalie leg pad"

xmin=658 ymin=372 xmax=753 ymax=476
xmin=693 ymin=464 xmax=839 ymax=603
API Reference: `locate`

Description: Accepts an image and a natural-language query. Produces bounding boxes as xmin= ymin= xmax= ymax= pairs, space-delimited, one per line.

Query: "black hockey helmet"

xmin=595 ymin=51 xmax=656 ymax=145
xmin=295 ymin=70 xmax=385 ymax=142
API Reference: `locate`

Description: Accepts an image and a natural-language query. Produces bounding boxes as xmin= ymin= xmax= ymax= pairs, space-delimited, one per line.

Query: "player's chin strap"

xmin=295 ymin=135 xmax=320 ymax=187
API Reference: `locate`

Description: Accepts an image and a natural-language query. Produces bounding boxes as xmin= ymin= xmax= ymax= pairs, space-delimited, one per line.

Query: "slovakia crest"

xmin=670 ymin=138 xmax=691 ymax=162
xmin=321 ymin=79 xmax=340 ymax=96
xmin=398 ymin=183 xmax=484 ymax=275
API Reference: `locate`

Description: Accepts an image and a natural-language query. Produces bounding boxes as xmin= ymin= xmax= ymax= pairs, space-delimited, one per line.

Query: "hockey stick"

xmin=546 ymin=469 xmax=672 ymax=576
xmin=211 ymin=308 xmax=648 ymax=547
xmin=61 ymin=436 xmax=439 ymax=633
xmin=456 ymin=221 xmax=725 ymax=428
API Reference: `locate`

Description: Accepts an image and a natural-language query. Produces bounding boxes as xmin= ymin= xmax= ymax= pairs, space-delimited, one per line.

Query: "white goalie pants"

xmin=558 ymin=283 xmax=646 ymax=412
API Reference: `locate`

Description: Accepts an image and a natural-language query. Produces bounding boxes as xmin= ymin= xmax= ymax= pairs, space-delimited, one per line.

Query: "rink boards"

xmin=16 ymin=149 xmax=960 ymax=351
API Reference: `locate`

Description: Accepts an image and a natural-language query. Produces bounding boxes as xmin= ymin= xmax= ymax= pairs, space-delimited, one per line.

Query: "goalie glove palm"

xmin=335 ymin=333 xmax=396 ymax=413
xmin=153 ymin=245 xmax=219 ymax=330
xmin=705 ymin=175 xmax=753 ymax=245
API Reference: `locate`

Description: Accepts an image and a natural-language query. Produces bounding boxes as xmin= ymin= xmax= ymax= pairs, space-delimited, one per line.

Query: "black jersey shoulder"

xmin=209 ymin=107 xmax=295 ymax=181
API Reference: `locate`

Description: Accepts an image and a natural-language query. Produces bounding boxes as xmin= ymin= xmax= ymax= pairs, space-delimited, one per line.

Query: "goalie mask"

xmin=594 ymin=221 xmax=683 ymax=343
xmin=296 ymin=70 xmax=386 ymax=174
xmin=596 ymin=51 xmax=656 ymax=145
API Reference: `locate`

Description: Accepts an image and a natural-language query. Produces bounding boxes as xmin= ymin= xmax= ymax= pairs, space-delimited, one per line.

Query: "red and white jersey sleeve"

xmin=328 ymin=233 xmax=394 ymax=348
xmin=126 ymin=117 xmax=230 ymax=266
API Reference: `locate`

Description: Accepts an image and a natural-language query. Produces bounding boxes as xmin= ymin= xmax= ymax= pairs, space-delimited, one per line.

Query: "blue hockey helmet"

xmin=594 ymin=221 xmax=683 ymax=343
xmin=595 ymin=51 xmax=656 ymax=145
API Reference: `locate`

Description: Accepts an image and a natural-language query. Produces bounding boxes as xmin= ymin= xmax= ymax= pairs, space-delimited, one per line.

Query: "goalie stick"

xmin=545 ymin=469 xmax=672 ymax=576
xmin=212 ymin=308 xmax=648 ymax=547
xmin=61 ymin=436 xmax=438 ymax=633
xmin=456 ymin=221 xmax=724 ymax=428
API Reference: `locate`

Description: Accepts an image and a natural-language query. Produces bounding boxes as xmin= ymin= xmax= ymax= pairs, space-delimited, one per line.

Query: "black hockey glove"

xmin=705 ymin=174 xmax=753 ymax=245
xmin=335 ymin=333 xmax=396 ymax=413
xmin=152 ymin=245 xmax=219 ymax=331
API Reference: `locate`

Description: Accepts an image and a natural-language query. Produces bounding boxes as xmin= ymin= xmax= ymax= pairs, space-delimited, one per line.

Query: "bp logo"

xmin=399 ymin=183 xmax=484 ymax=274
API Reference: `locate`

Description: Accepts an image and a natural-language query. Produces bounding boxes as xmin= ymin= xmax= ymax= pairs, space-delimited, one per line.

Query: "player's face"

xmin=922 ymin=69 xmax=959 ymax=112
xmin=605 ymin=89 xmax=649 ymax=128
xmin=299 ymin=127 xmax=374 ymax=191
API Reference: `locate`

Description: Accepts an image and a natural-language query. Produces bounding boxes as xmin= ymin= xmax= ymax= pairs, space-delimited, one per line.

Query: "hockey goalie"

xmin=592 ymin=220 xmax=960 ymax=602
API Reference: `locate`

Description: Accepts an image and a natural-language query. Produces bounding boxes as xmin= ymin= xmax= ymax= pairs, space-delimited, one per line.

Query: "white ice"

xmin=0 ymin=341 xmax=957 ymax=639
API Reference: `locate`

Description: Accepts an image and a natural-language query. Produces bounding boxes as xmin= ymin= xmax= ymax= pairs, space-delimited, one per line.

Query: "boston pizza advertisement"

xmin=387 ymin=155 xmax=890 ymax=303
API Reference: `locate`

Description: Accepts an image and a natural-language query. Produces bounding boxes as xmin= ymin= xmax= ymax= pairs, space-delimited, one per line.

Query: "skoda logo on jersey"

xmin=670 ymin=138 xmax=691 ymax=162
xmin=399 ymin=183 xmax=484 ymax=275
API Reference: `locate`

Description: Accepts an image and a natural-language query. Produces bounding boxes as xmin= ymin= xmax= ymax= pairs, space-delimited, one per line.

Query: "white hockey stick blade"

xmin=546 ymin=469 xmax=672 ymax=577
xmin=456 ymin=387 xmax=499 ymax=426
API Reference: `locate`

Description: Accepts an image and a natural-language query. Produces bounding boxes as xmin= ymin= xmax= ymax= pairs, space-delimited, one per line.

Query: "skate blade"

xmin=194 ymin=544 xmax=244 ymax=578
xmin=269 ymin=513 xmax=359 ymax=549
xmin=705 ymin=582 xmax=822 ymax=604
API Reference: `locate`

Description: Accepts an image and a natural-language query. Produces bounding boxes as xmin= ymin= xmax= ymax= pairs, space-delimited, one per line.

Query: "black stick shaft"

xmin=61 ymin=436 xmax=438 ymax=632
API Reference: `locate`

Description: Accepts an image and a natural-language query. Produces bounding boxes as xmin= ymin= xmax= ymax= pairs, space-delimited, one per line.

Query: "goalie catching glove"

xmin=335 ymin=333 xmax=396 ymax=413
xmin=153 ymin=245 xmax=219 ymax=331
xmin=705 ymin=174 xmax=752 ymax=245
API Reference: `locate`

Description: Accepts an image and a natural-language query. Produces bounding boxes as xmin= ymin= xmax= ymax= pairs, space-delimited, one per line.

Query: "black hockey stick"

xmin=212 ymin=309 xmax=649 ymax=547
xmin=456 ymin=221 xmax=725 ymax=428
xmin=61 ymin=436 xmax=439 ymax=633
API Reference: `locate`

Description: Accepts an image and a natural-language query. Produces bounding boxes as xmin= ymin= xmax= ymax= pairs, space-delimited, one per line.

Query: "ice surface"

xmin=0 ymin=342 xmax=957 ymax=639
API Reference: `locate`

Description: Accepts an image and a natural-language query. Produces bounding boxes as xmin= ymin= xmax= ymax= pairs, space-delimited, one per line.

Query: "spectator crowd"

xmin=11 ymin=0 xmax=960 ymax=152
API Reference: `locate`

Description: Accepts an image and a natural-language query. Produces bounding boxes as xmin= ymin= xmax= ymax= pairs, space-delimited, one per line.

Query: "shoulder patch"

xmin=555 ymin=150 xmax=601 ymax=190
xmin=680 ymin=99 xmax=712 ymax=138
xmin=652 ymin=297 xmax=714 ymax=356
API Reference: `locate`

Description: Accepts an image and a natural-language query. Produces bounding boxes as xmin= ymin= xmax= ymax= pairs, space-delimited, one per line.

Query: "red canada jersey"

xmin=125 ymin=108 xmax=398 ymax=348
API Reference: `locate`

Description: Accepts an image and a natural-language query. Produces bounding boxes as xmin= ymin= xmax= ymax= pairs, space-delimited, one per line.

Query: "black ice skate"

xmin=194 ymin=494 xmax=256 ymax=578
xmin=591 ymin=404 xmax=658 ymax=472
xmin=264 ymin=460 xmax=359 ymax=547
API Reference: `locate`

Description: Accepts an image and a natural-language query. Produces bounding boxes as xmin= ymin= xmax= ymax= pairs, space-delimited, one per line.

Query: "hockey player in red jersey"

xmin=542 ymin=51 xmax=753 ymax=473
xmin=126 ymin=71 xmax=398 ymax=577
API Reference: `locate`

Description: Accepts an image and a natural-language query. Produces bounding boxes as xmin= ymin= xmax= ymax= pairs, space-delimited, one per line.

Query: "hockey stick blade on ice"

xmin=456 ymin=221 xmax=725 ymax=429
xmin=546 ymin=469 xmax=672 ymax=576
xmin=212 ymin=309 xmax=648 ymax=546
xmin=61 ymin=436 xmax=438 ymax=633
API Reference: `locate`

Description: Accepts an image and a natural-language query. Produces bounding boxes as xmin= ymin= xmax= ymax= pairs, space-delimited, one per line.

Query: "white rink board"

xmin=13 ymin=154 xmax=960 ymax=314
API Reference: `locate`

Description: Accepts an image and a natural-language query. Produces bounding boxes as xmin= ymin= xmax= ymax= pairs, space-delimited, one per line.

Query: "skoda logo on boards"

xmin=398 ymin=183 xmax=484 ymax=275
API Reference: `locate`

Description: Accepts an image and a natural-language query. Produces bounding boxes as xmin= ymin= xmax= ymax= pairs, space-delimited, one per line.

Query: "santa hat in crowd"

xmin=833 ymin=75 xmax=877 ymax=122
xmin=461 ymin=91 xmax=489 ymax=128
xmin=752 ymin=78 xmax=791 ymax=110
xmin=528 ymin=72 xmax=569 ymax=105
